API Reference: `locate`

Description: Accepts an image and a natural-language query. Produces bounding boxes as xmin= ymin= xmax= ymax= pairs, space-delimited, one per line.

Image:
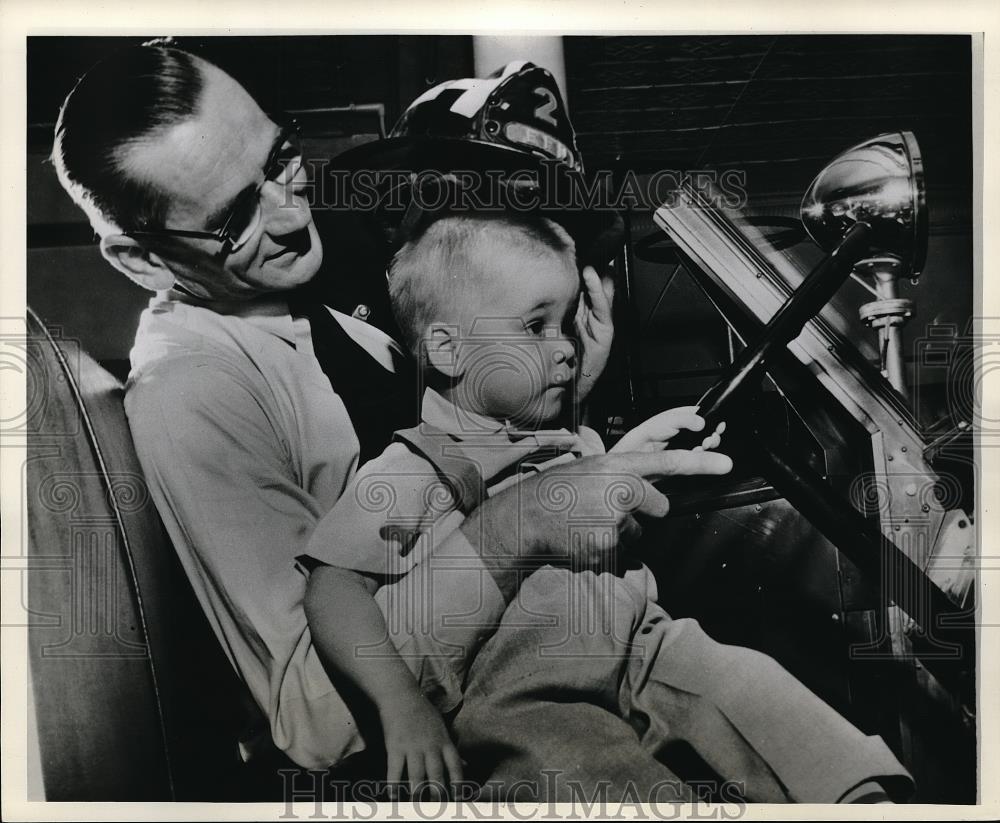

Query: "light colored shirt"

xmin=305 ymin=388 xmax=606 ymax=578
xmin=124 ymin=290 xmax=505 ymax=769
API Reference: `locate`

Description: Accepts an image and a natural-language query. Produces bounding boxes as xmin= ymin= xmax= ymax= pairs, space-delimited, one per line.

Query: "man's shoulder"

xmin=128 ymin=297 xmax=298 ymax=393
xmin=131 ymin=299 xmax=239 ymax=368
xmin=126 ymin=328 xmax=263 ymax=403
xmin=132 ymin=292 xmax=304 ymax=362
xmin=122 ymin=317 xmax=301 ymax=474
xmin=124 ymin=303 xmax=286 ymax=429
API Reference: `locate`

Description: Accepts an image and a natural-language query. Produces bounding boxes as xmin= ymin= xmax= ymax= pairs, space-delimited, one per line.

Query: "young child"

xmin=300 ymin=213 xmax=912 ymax=803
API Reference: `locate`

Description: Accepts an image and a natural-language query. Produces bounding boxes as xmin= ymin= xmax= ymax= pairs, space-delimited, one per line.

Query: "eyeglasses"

xmin=127 ymin=121 xmax=303 ymax=255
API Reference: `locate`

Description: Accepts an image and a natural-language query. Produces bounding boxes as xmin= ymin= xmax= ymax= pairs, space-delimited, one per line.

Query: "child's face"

xmin=451 ymin=245 xmax=579 ymax=429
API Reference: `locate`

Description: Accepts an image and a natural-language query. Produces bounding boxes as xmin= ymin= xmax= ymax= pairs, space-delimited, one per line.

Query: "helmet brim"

xmin=334 ymin=135 xmax=546 ymax=173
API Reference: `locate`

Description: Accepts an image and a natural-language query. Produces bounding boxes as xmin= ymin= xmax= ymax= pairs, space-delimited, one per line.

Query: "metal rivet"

xmin=901 ymin=446 xmax=908 ymax=453
xmin=831 ymin=613 xmax=840 ymax=622
xmin=958 ymin=520 xmax=967 ymax=529
xmin=887 ymin=455 xmax=894 ymax=462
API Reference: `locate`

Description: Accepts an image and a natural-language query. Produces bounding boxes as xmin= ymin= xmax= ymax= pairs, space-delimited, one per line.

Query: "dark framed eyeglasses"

xmin=127 ymin=120 xmax=303 ymax=255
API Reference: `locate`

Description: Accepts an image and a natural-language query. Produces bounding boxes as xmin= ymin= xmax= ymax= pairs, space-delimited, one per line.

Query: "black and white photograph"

xmin=2 ymin=2 xmax=996 ymax=818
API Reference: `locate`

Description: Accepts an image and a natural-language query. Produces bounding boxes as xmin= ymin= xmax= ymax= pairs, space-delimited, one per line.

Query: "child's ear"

xmin=424 ymin=322 xmax=462 ymax=378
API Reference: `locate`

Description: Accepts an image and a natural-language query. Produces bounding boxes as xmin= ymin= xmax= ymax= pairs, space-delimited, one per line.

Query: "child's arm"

xmin=610 ymin=406 xmax=726 ymax=454
xmin=304 ymin=565 xmax=463 ymax=797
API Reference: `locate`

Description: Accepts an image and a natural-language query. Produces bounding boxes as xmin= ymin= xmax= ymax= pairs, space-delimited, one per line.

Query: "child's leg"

xmin=621 ymin=601 xmax=915 ymax=803
xmin=453 ymin=566 xmax=692 ymax=802
xmin=456 ymin=695 xmax=693 ymax=803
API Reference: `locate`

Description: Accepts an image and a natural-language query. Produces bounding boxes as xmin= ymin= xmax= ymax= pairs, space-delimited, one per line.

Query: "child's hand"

xmin=575 ymin=266 xmax=615 ymax=402
xmin=609 ymin=406 xmax=726 ymax=454
xmin=381 ymin=693 xmax=464 ymax=799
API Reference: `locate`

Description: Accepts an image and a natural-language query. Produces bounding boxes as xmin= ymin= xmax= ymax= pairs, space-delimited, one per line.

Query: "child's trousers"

xmin=448 ymin=564 xmax=914 ymax=803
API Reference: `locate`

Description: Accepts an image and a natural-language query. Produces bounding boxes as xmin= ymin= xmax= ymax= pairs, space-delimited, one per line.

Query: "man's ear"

xmin=424 ymin=322 xmax=462 ymax=378
xmin=99 ymin=234 xmax=176 ymax=291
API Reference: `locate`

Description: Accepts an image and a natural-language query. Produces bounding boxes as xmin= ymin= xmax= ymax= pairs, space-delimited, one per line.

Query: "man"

xmin=51 ymin=42 xmax=909 ymax=802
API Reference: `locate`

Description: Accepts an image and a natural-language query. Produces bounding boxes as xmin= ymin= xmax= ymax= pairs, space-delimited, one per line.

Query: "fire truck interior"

xmin=23 ymin=35 xmax=976 ymax=803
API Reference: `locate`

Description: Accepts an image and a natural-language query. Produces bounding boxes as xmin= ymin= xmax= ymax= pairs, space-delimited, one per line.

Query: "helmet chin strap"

xmin=170 ymin=279 xmax=221 ymax=303
xmin=397 ymin=193 xmax=427 ymax=246
xmin=394 ymin=173 xmax=466 ymax=246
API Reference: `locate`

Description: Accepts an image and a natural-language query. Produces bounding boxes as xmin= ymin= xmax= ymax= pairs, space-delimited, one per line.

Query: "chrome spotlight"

xmin=801 ymin=131 xmax=927 ymax=278
xmin=801 ymin=131 xmax=928 ymax=398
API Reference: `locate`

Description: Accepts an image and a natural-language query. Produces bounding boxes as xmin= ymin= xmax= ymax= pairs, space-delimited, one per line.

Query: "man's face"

xmin=451 ymin=244 xmax=579 ymax=429
xmin=122 ymin=61 xmax=323 ymax=300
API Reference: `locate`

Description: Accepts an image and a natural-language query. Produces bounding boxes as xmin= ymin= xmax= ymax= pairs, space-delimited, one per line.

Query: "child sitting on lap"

xmin=300 ymin=213 xmax=912 ymax=804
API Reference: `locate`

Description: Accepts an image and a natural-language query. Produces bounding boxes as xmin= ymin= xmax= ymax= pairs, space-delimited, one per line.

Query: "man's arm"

xmin=458 ymin=448 xmax=735 ymax=602
xmin=125 ymin=353 xmax=372 ymax=769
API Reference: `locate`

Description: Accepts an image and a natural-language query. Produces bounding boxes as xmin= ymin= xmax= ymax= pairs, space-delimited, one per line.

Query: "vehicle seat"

xmin=25 ymin=306 xmax=269 ymax=800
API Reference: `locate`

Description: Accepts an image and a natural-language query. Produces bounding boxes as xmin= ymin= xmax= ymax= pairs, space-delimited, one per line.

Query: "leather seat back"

xmin=26 ymin=307 xmax=248 ymax=800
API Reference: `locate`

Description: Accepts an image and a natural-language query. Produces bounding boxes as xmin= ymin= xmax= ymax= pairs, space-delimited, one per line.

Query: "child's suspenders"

xmin=392 ymin=424 xmax=488 ymax=516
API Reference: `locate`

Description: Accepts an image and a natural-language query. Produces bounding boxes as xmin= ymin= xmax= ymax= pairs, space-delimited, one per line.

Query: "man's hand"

xmin=575 ymin=265 xmax=615 ymax=402
xmin=381 ymin=692 xmax=464 ymax=800
xmin=610 ymin=406 xmax=726 ymax=454
xmin=459 ymin=449 xmax=733 ymax=598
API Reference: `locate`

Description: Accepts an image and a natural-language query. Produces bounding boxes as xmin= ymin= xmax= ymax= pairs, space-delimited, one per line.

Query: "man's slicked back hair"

xmin=51 ymin=44 xmax=204 ymax=237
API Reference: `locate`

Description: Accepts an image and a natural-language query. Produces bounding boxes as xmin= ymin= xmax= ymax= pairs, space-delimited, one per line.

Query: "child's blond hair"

xmin=388 ymin=214 xmax=576 ymax=359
